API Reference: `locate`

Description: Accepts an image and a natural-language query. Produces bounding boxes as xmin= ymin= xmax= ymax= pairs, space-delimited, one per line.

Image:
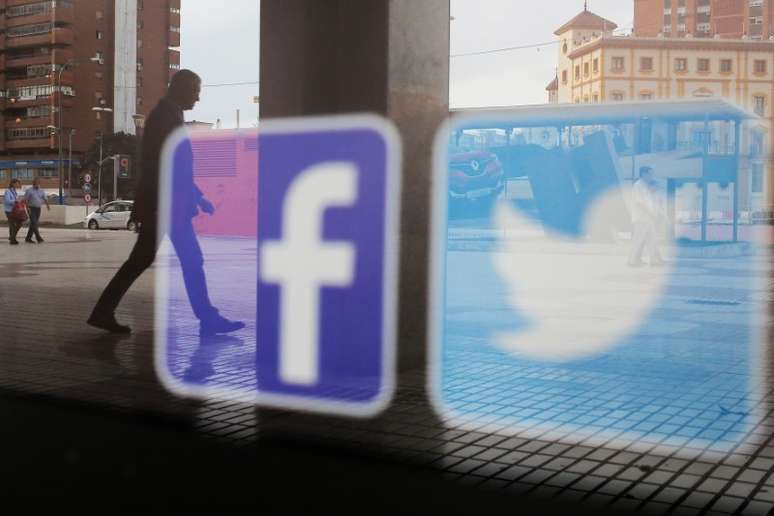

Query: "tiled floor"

xmin=0 ymin=228 xmax=772 ymax=515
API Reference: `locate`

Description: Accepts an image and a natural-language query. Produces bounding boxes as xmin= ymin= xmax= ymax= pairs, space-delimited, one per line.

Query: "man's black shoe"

xmin=200 ymin=316 xmax=245 ymax=337
xmin=25 ymin=238 xmax=34 ymax=243
xmin=36 ymin=238 xmax=44 ymax=243
xmin=9 ymin=240 xmax=19 ymax=245
xmin=87 ymin=314 xmax=132 ymax=334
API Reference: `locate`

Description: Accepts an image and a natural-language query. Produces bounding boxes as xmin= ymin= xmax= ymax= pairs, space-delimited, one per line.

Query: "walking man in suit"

xmin=88 ymin=69 xmax=244 ymax=336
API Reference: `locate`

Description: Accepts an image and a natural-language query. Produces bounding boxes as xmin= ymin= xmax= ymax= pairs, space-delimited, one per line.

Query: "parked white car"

xmin=84 ymin=201 xmax=136 ymax=230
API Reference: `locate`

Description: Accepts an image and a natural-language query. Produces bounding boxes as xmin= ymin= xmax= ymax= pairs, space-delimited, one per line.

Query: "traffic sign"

xmin=118 ymin=156 xmax=130 ymax=178
xmin=84 ymin=194 xmax=92 ymax=203
xmin=155 ymin=116 xmax=400 ymax=418
xmin=83 ymin=173 xmax=92 ymax=184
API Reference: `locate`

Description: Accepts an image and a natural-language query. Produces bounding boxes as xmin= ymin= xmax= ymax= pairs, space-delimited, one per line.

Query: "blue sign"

xmin=430 ymin=105 xmax=765 ymax=454
xmin=155 ymin=116 xmax=400 ymax=418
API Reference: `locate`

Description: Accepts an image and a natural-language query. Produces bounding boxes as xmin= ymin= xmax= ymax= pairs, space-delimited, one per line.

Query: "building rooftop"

xmin=568 ymin=34 xmax=774 ymax=58
xmin=554 ymin=7 xmax=618 ymax=36
xmin=451 ymin=99 xmax=756 ymax=129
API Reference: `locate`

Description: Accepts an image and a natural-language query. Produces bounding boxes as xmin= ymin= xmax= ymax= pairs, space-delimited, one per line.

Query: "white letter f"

xmin=260 ymin=163 xmax=358 ymax=386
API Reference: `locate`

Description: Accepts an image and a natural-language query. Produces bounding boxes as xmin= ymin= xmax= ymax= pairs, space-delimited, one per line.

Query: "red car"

xmin=448 ymin=150 xmax=504 ymax=202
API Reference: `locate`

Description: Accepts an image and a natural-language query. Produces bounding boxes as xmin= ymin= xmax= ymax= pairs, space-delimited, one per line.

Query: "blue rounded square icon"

xmin=429 ymin=101 xmax=767 ymax=454
xmin=154 ymin=115 xmax=401 ymax=418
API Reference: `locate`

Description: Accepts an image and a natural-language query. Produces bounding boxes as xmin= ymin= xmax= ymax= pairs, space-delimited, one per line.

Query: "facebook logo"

xmin=156 ymin=116 xmax=400 ymax=418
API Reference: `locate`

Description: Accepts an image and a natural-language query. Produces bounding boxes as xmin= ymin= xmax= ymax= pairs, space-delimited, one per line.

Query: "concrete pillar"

xmin=260 ymin=0 xmax=449 ymax=417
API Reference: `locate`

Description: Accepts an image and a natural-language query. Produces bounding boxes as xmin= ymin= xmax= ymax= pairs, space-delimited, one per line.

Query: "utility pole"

xmin=67 ymin=129 xmax=74 ymax=198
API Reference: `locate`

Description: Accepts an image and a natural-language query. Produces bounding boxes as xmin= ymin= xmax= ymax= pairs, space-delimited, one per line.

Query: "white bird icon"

xmin=491 ymin=189 xmax=673 ymax=361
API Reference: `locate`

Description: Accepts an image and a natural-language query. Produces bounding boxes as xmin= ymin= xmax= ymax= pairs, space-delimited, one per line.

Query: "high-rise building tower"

xmin=634 ymin=0 xmax=774 ymax=39
xmin=0 ymin=0 xmax=181 ymax=190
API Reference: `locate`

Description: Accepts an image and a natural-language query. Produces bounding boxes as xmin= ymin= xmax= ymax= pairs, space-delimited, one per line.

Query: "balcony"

xmin=6 ymin=7 xmax=74 ymax=28
xmin=6 ymin=72 xmax=73 ymax=90
xmin=5 ymin=140 xmax=53 ymax=151
xmin=5 ymin=50 xmax=74 ymax=70
xmin=5 ymin=27 xmax=73 ymax=49
xmin=4 ymin=117 xmax=52 ymax=129
xmin=6 ymin=95 xmax=73 ymax=110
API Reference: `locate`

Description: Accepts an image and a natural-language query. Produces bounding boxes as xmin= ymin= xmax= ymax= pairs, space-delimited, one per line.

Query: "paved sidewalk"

xmin=0 ymin=228 xmax=772 ymax=515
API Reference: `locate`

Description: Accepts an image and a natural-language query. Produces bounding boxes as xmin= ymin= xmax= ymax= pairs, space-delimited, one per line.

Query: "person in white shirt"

xmin=24 ymin=178 xmax=50 ymax=243
xmin=628 ymin=166 xmax=665 ymax=267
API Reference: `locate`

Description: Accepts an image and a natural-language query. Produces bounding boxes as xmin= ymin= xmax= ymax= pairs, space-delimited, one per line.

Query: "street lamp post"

xmin=56 ymin=58 xmax=78 ymax=205
xmin=67 ymin=128 xmax=75 ymax=198
xmin=92 ymin=106 xmax=113 ymax=206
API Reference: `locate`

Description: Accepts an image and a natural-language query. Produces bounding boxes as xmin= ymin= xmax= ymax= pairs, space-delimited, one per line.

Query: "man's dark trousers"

xmin=25 ymin=207 xmax=42 ymax=241
xmin=92 ymin=218 xmax=217 ymax=321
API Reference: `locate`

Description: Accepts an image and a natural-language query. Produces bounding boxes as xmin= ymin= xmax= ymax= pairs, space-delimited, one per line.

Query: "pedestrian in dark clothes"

xmin=88 ymin=69 xmax=244 ymax=336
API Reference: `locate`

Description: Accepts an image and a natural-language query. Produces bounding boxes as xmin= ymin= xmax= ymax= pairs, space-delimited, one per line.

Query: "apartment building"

xmin=0 ymin=0 xmax=181 ymax=191
xmin=634 ymin=0 xmax=774 ymax=39
xmin=547 ymin=6 xmax=773 ymax=212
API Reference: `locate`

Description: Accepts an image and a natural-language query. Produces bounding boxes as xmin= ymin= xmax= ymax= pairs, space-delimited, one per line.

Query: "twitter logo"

xmin=430 ymin=115 xmax=765 ymax=455
xmin=492 ymin=190 xmax=674 ymax=361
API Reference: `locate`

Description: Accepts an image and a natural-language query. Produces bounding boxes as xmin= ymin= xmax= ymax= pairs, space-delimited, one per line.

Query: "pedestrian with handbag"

xmin=3 ymin=178 xmax=26 ymax=245
xmin=23 ymin=178 xmax=50 ymax=243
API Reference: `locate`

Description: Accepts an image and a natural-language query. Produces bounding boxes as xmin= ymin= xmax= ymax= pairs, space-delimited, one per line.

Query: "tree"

xmin=80 ymin=132 xmax=140 ymax=203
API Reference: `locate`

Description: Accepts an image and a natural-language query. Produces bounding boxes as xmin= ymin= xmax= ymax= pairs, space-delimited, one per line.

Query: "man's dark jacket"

xmin=132 ymin=96 xmax=201 ymax=226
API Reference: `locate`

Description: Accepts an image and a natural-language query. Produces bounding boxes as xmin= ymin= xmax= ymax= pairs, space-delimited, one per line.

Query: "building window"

xmin=27 ymin=106 xmax=51 ymax=118
xmin=663 ymin=25 xmax=672 ymax=33
xmin=583 ymin=95 xmax=589 ymax=103
xmin=12 ymin=169 xmax=35 ymax=180
xmin=574 ymin=65 xmax=580 ymax=80
xmin=96 ymin=10 xmax=103 ymax=20
xmin=170 ymin=7 xmax=181 ymax=14
xmin=170 ymin=26 xmax=181 ymax=33
xmin=169 ymin=63 xmax=180 ymax=71
xmin=640 ymin=57 xmax=654 ymax=71
xmin=751 ymin=163 xmax=764 ymax=193
xmin=751 ymin=131 xmax=764 ymax=156
xmin=754 ymin=60 xmax=767 ymax=74
xmin=753 ymin=95 xmax=766 ymax=116
xmin=675 ymin=58 xmax=687 ymax=71
xmin=593 ymin=58 xmax=599 ymax=74
xmin=612 ymin=56 xmax=625 ymax=71
xmin=592 ymin=93 xmax=599 ymax=103
xmin=6 ymin=127 xmax=51 ymax=140
xmin=697 ymin=58 xmax=710 ymax=72
xmin=720 ymin=59 xmax=733 ymax=73
xmin=640 ymin=92 xmax=654 ymax=100
xmin=611 ymin=91 xmax=624 ymax=101
xmin=38 ymin=169 xmax=58 ymax=178
xmin=561 ymin=70 xmax=568 ymax=84
xmin=96 ymin=30 xmax=103 ymax=40
xmin=583 ymin=62 xmax=589 ymax=77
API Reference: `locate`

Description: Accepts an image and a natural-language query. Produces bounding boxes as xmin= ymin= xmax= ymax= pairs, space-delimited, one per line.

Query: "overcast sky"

xmin=181 ymin=0 xmax=261 ymax=128
xmin=180 ymin=0 xmax=633 ymax=126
